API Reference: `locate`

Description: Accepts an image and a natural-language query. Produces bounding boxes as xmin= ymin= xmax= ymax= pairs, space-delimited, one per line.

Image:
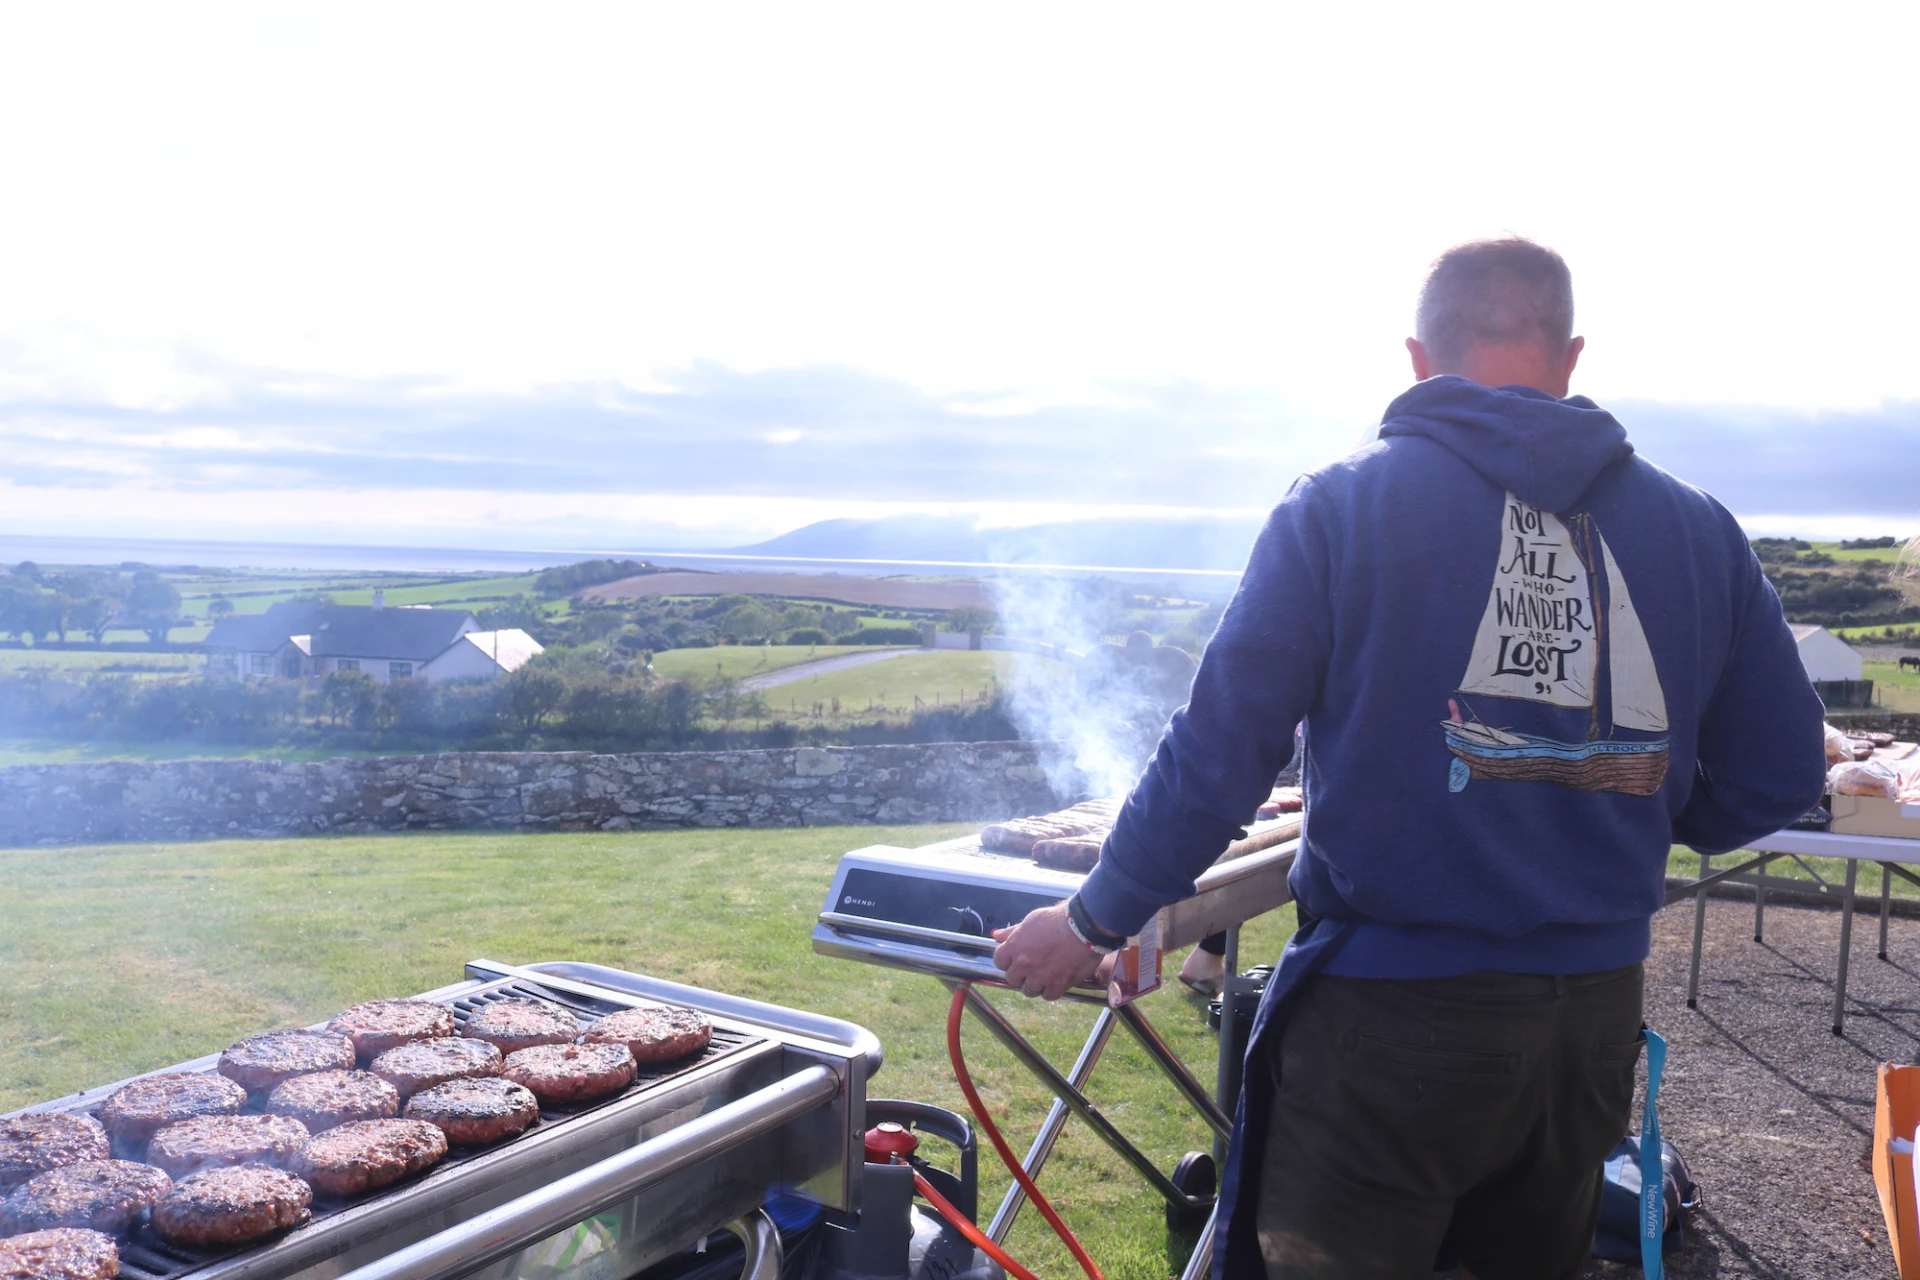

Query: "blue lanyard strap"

xmin=1640 ymin=1027 xmax=1667 ymax=1280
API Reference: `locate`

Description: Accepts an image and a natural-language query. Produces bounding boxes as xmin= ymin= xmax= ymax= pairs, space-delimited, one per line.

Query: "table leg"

xmin=1688 ymin=852 xmax=1712 ymax=1009
xmin=1880 ymin=866 xmax=1894 ymax=961
xmin=1754 ymin=858 xmax=1768 ymax=942
xmin=1834 ymin=858 xmax=1858 ymax=1035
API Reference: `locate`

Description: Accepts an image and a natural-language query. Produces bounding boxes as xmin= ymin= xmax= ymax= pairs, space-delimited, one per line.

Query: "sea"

xmin=0 ymin=533 xmax=1246 ymax=588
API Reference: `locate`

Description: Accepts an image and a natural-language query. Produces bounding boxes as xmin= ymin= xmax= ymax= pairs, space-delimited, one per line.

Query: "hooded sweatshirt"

xmin=1077 ymin=376 xmax=1828 ymax=979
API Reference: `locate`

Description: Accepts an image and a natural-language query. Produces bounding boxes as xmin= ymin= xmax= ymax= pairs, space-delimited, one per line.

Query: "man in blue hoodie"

xmin=993 ymin=238 xmax=1827 ymax=1278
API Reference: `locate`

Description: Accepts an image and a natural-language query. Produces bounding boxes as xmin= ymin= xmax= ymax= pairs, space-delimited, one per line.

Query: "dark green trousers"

xmin=1258 ymin=964 xmax=1644 ymax=1280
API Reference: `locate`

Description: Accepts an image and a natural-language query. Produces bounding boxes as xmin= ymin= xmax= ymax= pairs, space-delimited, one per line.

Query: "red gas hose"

xmin=946 ymin=984 xmax=1106 ymax=1280
xmin=910 ymin=1167 xmax=1044 ymax=1280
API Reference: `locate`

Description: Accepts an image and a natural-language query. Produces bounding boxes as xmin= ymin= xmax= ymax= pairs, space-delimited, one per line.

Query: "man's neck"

xmin=1433 ymin=341 xmax=1574 ymax=398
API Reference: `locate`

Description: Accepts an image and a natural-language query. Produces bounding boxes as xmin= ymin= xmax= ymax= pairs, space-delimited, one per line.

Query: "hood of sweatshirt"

xmin=1377 ymin=375 xmax=1633 ymax=514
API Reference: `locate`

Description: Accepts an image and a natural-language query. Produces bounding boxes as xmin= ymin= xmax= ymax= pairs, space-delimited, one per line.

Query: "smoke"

xmin=988 ymin=565 xmax=1215 ymax=803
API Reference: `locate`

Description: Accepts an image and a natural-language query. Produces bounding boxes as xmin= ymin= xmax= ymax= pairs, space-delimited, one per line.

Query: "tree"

xmin=503 ymin=667 xmax=567 ymax=734
xmin=207 ymin=595 xmax=236 ymax=622
xmin=69 ymin=594 xmax=119 ymax=644
xmin=0 ymin=579 xmax=45 ymax=644
xmin=126 ymin=572 xmax=183 ymax=644
xmin=944 ymin=606 xmax=999 ymax=634
xmin=321 ymin=670 xmax=379 ymax=728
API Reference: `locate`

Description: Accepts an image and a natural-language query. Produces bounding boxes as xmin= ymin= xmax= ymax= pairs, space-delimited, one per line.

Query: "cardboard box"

xmin=1878 ymin=1064 xmax=1920 ymax=1277
xmin=1831 ymin=795 xmax=1920 ymax=840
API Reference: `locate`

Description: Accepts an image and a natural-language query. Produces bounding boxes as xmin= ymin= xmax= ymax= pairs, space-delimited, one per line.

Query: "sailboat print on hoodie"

xmin=1443 ymin=494 xmax=1669 ymax=796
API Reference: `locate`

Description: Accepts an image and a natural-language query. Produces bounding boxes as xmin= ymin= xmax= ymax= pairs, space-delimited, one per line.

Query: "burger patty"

xmin=150 ymin=1166 xmax=311 ymax=1248
xmin=99 ymin=1074 xmax=248 ymax=1147
xmin=145 ymin=1115 xmax=310 ymax=1179
xmin=403 ymin=1078 xmax=539 ymax=1146
xmin=0 ymin=1227 xmax=119 ymax=1280
xmin=501 ymin=1044 xmax=636 ymax=1104
xmin=370 ymin=1038 xmax=502 ymax=1099
xmin=578 ymin=1005 xmax=712 ymax=1066
xmin=326 ymin=1001 xmax=457 ymax=1062
xmin=0 ymin=1160 xmax=171 ymax=1237
xmin=0 ymin=1114 xmax=111 ymax=1195
xmin=265 ymin=1071 xmax=399 ymax=1133
xmin=219 ymin=1031 xmax=356 ymax=1096
xmin=293 ymin=1120 xmax=447 ymax=1197
xmin=459 ymin=999 xmax=579 ymax=1053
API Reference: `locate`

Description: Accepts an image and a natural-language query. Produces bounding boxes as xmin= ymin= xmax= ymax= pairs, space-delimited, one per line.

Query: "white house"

xmin=419 ymin=629 xmax=546 ymax=681
xmin=204 ymin=595 xmax=542 ymax=683
xmin=1789 ymin=624 xmax=1863 ymax=682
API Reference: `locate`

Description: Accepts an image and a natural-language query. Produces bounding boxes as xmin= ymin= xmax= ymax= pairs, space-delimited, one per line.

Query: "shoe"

xmin=1180 ymin=973 xmax=1223 ymax=999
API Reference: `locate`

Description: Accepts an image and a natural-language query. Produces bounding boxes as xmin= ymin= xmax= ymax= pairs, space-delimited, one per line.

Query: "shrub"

xmin=784 ymin=628 xmax=830 ymax=646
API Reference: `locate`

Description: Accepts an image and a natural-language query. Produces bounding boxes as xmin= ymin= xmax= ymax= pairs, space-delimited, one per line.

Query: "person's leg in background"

xmin=1179 ymin=931 xmax=1228 ymax=996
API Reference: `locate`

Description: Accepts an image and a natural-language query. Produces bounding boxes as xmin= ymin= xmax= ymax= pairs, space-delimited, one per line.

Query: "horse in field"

xmin=1901 ymin=655 xmax=1920 ymax=673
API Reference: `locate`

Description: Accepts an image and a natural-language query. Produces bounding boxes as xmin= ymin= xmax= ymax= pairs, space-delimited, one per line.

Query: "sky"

xmin=1 ymin=3 xmax=1916 ymax=552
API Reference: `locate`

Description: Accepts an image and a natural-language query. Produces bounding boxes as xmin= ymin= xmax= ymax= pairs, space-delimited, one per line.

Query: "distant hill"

xmin=734 ymin=514 xmax=1264 ymax=572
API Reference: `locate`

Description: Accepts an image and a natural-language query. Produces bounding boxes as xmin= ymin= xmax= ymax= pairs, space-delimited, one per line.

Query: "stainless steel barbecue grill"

xmin=814 ymin=817 xmax=1301 ymax=1280
xmin=4 ymin=960 xmax=878 ymax=1280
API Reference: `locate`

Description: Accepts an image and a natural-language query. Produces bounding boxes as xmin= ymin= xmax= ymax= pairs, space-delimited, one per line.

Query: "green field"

xmin=0 ymin=741 xmax=382 ymax=767
xmin=648 ymin=644 xmax=910 ymax=684
xmin=1808 ymin=540 xmax=1910 ymax=563
xmin=0 ymin=826 xmax=1291 ymax=1279
xmin=1865 ymin=660 xmax=1920 ymax=712
xmin=0 ymin=648 xmax=200 ymax=677
xmin=757 ymin=650 xmax=1069 ymax=719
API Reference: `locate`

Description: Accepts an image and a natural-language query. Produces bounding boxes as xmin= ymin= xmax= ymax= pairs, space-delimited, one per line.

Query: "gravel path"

xmin=737 ymin=647 xmax=917 ymax=690
xmin=1567 ymin=890 xmax=1918 ymax=1278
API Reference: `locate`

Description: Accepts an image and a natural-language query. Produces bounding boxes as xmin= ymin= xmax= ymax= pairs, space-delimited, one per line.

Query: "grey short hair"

xmin=1415 ymin=237 xmax=1574 ymax=366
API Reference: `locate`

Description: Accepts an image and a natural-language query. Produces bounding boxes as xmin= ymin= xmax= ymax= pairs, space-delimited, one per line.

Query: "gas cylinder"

xmin=813 ymin=1101 xmax=1004 ymax=1280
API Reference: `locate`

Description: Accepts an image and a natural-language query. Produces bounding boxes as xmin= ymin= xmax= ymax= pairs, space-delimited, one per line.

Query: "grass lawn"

xmin=760 ymin=651 xmax=1068 ymax=719
xmin=1668 ymin=843 xmax=1920 ymax=903
xmin=0 ymin=825 xmax=1292 ymax=1279
xmin=648 ymin=644 xmax=905 ymax=684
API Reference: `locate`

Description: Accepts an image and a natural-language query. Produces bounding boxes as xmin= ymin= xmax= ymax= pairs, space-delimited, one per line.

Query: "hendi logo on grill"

xmin=842 ymin=896 xmax=880 ymax=910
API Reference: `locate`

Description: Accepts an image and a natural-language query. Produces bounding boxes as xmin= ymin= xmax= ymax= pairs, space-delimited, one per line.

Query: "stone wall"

xmin=1828 ymin=711 xmax=1920 ymax=739
xmin=0 ymin=743 xmax=1064 ymax=848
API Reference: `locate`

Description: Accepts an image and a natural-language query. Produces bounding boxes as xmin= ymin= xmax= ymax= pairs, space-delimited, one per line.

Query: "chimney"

xmin=372 ymin=590 xmax=386 ymax=611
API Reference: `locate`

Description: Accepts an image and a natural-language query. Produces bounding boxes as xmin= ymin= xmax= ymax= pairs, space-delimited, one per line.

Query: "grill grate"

xmin=97 ymin=980 xmax=760 ymax=1280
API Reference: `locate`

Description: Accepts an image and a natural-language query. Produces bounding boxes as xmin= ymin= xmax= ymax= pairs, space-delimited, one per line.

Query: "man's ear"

xmin=1563 ymin=335 xmax=1585 ymax=382
xmin=1406 ymin=336 xmax=1431 ymax=381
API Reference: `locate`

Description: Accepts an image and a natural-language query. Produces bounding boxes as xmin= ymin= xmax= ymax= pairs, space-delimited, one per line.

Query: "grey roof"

xmin=205 ymin=602 xmax=475 ymax=662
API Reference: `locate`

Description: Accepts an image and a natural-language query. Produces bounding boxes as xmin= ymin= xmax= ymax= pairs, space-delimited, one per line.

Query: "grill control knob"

xmin=951 ymin=907 xmax=986 ymax=936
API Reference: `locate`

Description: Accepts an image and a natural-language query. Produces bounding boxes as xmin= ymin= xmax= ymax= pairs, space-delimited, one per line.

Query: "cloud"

xmin=0 ymin=359 xmax=1332 ymax=508
xmin=0 ymin=360 xmax=1915 ymax=547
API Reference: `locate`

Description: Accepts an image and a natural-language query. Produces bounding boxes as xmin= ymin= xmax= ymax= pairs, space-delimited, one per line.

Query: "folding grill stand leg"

xmin=1688 ymin=852 xmax=1711 ymax=1009
xmin=1755 ymin=856 xmax=1769 ymax=942
xmin=1213 ymin=925 xmax=1241 ymax=1169
xmin=985 ymin=1007 xmax=1117 ymax=1243
xmin=1834 ymin=858 xmax=1858 ymax=1035
xmin=1881 ymin=865 xmax=1894 ymax=961
xmin=1113 ymin=1002 xmax=1234 ymax=1138
xmin=947 ymin=983 xmax=1219 ymax=1225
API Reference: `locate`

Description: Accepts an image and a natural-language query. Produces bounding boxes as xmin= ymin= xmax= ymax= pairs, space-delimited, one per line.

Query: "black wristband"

xmin=1066 ymin=893 xmax=1127 ymax=950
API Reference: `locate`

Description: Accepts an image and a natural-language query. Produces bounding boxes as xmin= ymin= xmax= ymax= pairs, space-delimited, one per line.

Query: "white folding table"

xmin=1674 ymin=828 xmax=1920 ymax=1034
